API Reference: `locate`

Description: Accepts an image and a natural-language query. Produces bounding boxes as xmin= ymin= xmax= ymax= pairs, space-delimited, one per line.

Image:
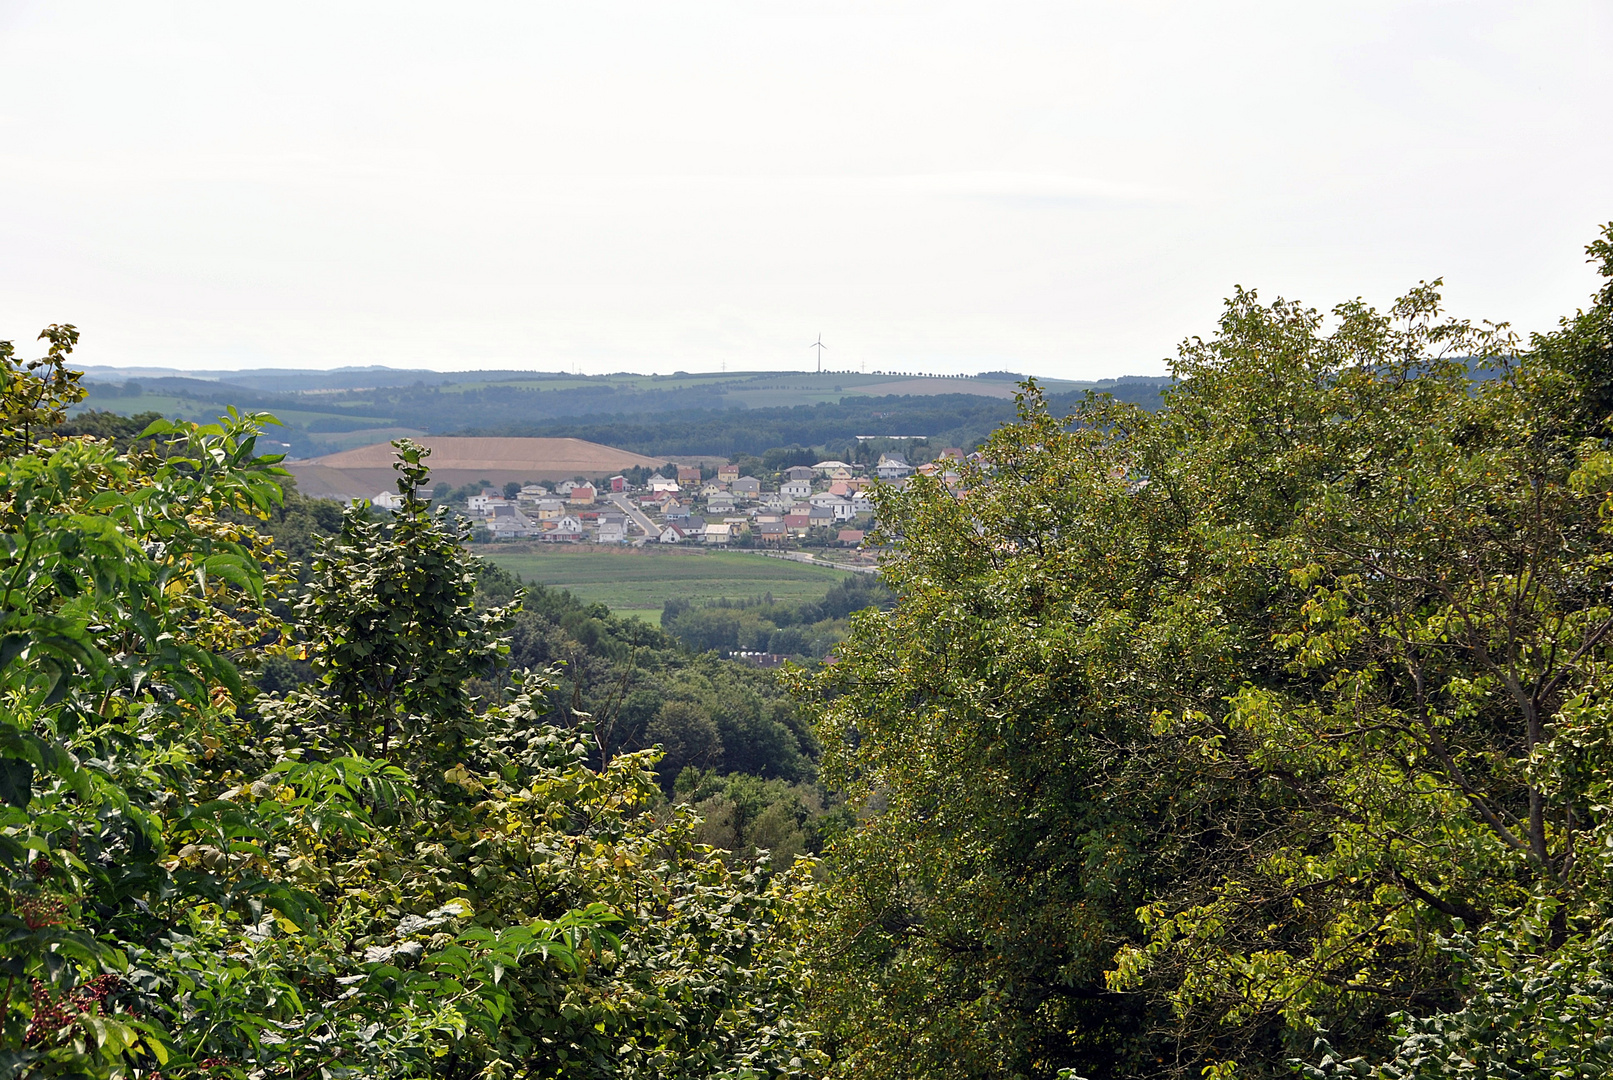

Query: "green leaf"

xmin=0 ymin=633 xmax=27 ymax=670
xmin=136 ymin=418 xmax=177 ymax=438
xmin=0 ymin=757 xmax=31 ymax=809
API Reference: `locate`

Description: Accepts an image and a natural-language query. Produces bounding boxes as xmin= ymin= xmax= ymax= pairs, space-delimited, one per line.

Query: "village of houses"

xmin=380 ymin=450 xmax=968 ymax=550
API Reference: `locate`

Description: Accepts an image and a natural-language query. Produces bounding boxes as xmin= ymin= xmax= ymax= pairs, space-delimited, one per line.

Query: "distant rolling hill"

xmin=74 ymin=365 xmax=1082 ymax=401
xmin=69 ymin=366 xmax=1173 ymax=459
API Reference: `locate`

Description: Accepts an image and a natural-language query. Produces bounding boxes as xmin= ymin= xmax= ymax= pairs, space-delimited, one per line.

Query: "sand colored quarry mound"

xmin=289 ymin=437 xmax=667 ymax=499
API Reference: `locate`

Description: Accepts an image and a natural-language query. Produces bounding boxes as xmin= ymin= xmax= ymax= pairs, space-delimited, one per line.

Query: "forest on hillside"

xmin=77 ymin=372 xmax=1170 ymax=460
xmin=460 ymin=379 xmax=1169 ymax=458
xmin=4 ymin=224 xmax=1613 ymax=1078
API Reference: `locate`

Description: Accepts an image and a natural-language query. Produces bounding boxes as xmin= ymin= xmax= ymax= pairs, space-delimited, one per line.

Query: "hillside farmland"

xmin=471 ymin=544 xmax=856 ymax=624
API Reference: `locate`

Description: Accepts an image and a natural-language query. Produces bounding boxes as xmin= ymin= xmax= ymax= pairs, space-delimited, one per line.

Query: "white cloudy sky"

xmin=0 ymin=2 xmax=1608 ymax=378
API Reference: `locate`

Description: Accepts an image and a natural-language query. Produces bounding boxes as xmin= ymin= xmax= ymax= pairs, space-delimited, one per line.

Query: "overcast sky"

xmin=1 ymin=2 xmax=1608 ymax=379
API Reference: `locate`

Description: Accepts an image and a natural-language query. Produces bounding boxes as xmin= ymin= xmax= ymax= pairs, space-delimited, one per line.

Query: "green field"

xmin=471 ymin=544 xmax=856 ymax=623
xmin=70 ymin=396 xmax=430 ymax=449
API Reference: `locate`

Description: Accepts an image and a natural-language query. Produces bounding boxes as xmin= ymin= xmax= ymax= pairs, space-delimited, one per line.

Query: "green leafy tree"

xmin=1296 ymin=902 xmax=1613 ymax=1079
xmin=295 ymin=440 xmax=516 ymax=758
xmin=0 ymin=340 xmax=826 ymax=1077
xmin=0 ymin=327 xmax=301 ymax=1075
xmin=1 ymin=325 xmax=84 ymax=453
xmin=797 ymin=226 xmax=1613 ymax=1078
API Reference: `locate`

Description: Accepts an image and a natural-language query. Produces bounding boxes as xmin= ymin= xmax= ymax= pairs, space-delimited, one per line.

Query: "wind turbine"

xmin=811 ymin=334 xmax=826 ymax=374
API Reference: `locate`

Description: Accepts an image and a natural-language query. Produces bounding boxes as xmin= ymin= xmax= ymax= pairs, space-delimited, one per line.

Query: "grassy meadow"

xmin=471 ymin=543 xmax=857 ymax=623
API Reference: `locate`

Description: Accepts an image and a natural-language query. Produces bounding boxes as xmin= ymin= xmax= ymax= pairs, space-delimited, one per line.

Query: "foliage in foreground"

xmin=12 ymin=223 xmax=1613 ymax=1080
xmin=0 ymin=331 xmax=820 ymax=1077
xmin=798 ymin=226 xmax=1613 ymax=1079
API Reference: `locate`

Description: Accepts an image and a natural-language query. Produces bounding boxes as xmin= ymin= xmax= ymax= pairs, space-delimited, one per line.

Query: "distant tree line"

xmin=468 ymin=382 xmax=1171 ymax=457
xmin=661 ymin=577 xmax=895 ymax=658
xmin=75 ymin=368 xmax=1171 ymax=459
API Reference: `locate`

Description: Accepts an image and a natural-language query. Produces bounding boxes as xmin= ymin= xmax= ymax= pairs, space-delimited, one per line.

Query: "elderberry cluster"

xmin=24 ymin=974 xmax=125 ymax=1047
xmin=12 ymin=895 xmax=66 ymax=929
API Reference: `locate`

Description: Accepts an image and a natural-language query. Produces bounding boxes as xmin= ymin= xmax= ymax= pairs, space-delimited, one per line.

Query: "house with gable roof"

xmin=542 ymin=515 xmax=585 ymax=542
xmin=876 ymin=454 xmax=913 ymax=481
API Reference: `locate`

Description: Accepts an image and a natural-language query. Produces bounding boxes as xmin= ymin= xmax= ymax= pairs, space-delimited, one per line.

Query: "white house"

xmin=658 ymin=524 xmax=685 ymax=544
xmin=541 ymin=515 xmax=585 ymax=542
xmin=703 ymin=521 xmax=732 ymax=545
xmin=648 ymin=477 xmax=680 ymax=494
xmin=373 ymin=491 xmax=406 ymax=510
xmin=781 ymin=479 xmax=812 ymax=499
xmin=707 ymin=492 xmax=736 ymax=514
xmin=468 ymin=492 xmax=509 ymax=514
xmin=851 ymin=494 xmax=875 ymax=514
xmin=875 ymin=459 xmax=914 ymax=481
xmin=808 ymin=492 xmax=856 ymax=520
xmin=597 ymin=520 xmax=627 ymax=544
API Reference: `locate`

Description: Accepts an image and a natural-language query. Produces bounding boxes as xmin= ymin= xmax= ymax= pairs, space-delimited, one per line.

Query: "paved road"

xmin=752 ymin=550 xmax=881 ymax=574
xmin=607 ymin=492 xmax=661 ymax=537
